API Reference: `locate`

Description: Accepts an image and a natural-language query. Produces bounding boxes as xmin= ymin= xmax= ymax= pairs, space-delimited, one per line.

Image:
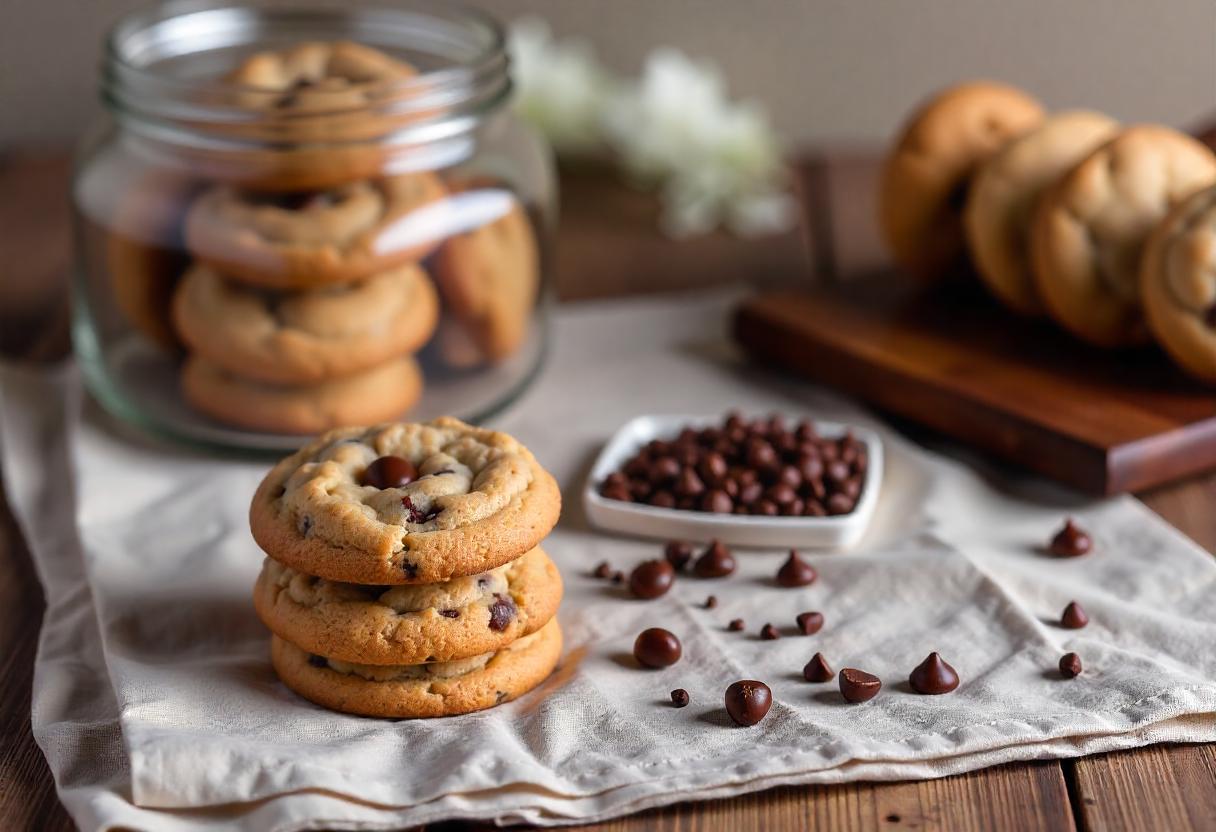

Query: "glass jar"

xmin=72 ymin=0 xmax=554 ymax=452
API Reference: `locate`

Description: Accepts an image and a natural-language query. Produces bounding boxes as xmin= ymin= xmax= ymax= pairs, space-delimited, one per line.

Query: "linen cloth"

xmin=3 ymin=292 xmax=1215 ymax=832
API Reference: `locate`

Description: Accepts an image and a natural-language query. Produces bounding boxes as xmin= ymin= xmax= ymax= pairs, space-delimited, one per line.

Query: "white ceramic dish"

xmin=583 ymin=414 xmax=883 ymax=549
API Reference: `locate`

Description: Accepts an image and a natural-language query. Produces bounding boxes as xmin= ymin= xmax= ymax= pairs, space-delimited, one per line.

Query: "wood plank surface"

xmin=0 ymin=150 xmax=1211 ymax=832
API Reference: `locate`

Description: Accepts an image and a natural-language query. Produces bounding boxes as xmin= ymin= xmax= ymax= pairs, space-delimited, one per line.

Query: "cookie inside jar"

xmin=72 ymin=2 xmax=553 ymax=450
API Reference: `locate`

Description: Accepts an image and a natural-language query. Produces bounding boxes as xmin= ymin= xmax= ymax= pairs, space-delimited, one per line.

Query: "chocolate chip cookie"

xmin=1141 ymin=184 xmax=1216 ymax=381
xmin=185 ymin=173 xmax=447 ymax=289
xmin=254 ymin=546 xmax=562 ymax=664
xmin=965 ymin=111 xmax=1119 ymax=316
xmin=432 ymin=186 xmax=540 ymax=363
xmin=1031 ymin=125 xmax=1216 ymax=347
xmin=271 ymin=618 xmax=562 ymax=718
xmin=172 ymin=261 xmax=438 ymax=385
xmin=249 ymin=418 xmax=562 ymax=585
xmin=879 ymin=81 xmax=1045 ymax=282
xmin=181 ymin=354 xmax=423 ymax=435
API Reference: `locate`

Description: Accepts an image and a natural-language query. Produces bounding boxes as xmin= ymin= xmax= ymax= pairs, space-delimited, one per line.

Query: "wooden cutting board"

xmin=733 ymin=278 xmax=1216 ymax=495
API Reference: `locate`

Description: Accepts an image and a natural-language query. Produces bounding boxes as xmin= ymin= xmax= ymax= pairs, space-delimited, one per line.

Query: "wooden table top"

xmin=1 ymin=150 xmax=1214 ymax=832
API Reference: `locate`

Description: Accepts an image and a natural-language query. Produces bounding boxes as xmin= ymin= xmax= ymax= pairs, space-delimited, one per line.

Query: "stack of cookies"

xmin=249 ymin=417 xmax=564 ymax=718
xmin=878 ymin=81 xmax=1216 ymax=383
xmin=150 ymin=40 xmax=539 ymax=434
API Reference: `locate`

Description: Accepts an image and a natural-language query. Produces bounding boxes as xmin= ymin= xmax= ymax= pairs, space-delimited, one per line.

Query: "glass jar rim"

xmin=101 ymin=0 xmax=513 ymax=148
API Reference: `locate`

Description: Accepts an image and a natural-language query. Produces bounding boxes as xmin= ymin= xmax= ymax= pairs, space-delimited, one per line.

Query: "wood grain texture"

xmin=735 ymin=282 xmax=1216 ymax=495
xmin=0 ymin=149 xmax=1212 ymax=832
xmin=1070 ymin=745 xmax=1216 ymax=832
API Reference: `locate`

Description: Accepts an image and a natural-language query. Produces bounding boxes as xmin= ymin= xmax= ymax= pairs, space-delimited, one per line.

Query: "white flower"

xmin=603 ymin=48 xmax=794 ymax=237
xmin=507 ymin=18 xmax=611 ymax=153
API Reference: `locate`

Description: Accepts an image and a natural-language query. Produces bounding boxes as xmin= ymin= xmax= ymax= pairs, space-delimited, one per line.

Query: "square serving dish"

xmin=583 ymin=414 xmax=883 ymax=549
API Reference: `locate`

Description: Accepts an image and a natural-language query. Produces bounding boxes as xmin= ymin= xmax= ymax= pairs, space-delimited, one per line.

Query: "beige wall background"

xmin=1 ymin=0 xmax=1213 ymax=149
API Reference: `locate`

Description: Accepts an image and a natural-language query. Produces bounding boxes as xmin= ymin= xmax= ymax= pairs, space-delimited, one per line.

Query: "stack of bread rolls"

xmin=879 ymin=81 xmax=1216 ymax=382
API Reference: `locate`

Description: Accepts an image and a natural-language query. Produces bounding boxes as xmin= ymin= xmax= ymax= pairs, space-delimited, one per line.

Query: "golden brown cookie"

xmin=172 ymin=261 xmax=438 ymax=385
xmin=271 ymin=618 xmax=562 ymax=718
xmin=965 ymin=111 xmax=1120 ymax=315
xmin=1141 ymin=184 xmax=1216 ymax=381
xmin=189 ymin=41 xmax=423 ymax=191
xmin=254 ymin=546 xmax=562 ymax=664
xmin=185 ymin=173 xmax=447 ymax=289
xmin=104 ymin=170 xmax=199 ymax=351
xmin=432 ymin=187 xmax=540 ymax=363
xmin=249 ymin=418 xmax=562 ymax=585
xmin=879 ymin=81 xmax=1045 ymax=282
xmin=1031 ymin=126 xmax=1216 ymax=347
xmin=181 ymin=354 xmax=423 ymax=435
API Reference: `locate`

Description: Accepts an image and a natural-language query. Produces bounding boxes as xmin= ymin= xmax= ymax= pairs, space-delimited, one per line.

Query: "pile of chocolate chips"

xmin=599 ymin=413 xmax=867 ymax=517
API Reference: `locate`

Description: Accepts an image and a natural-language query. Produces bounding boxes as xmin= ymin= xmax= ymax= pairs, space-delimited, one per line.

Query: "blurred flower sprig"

xmin=508 ymin=19 xmax=795 ymax=239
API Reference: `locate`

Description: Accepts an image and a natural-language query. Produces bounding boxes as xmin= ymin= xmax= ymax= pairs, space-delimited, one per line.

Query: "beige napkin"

xmin=3 ymin=292 xmax=1215 ymax=832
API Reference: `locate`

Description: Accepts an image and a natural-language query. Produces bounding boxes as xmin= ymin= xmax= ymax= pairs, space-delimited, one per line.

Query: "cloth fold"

xmin=3 ymin=293 xmax=1214 ymax=832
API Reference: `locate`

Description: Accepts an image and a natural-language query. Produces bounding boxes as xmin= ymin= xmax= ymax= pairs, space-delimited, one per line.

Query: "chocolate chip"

xmin=738 ymin=481 xmax=764 ymax=505
xmin=728 ymin=618 xmax=745 ymax=631
xmin=495 ymin=690 xmax=510 ymax=704
xmin=1059 ymin=652 xmax=1083 ymax=678
xmin=593 ymin=561 xmax=612 ymax=579
xmin=401 ymin=561 xmax=419 ymax=580
xmin=676 ymin=467 xmax=706 ymax=498
xmin=753 ymin=498 xmax=779 ymax=516
xmin=630 ymin=479 xmax=653 ymax=501
xmin=705 ymin=595 xmax=718 ymax=609
xmin=650 ymin=490 xmax=677 ymax=508
xmin=664 ymin=541 xmax=693 ymax=570
xmin=795 ymin=611 xmax=824 ymax=635
xmin=826 ymin=493 xmax=855 ymax=515
xmin=776 ymin=550 xmax=817 ymax=587
xmin=307 ymin=654 xmax=328 ymax=668
xmin=826 ymin=460 xmax=851 ymax=486
xmin=760 ymin=623 xmax=781 ymax=640
xmin=701 ymin=489 xmax=734 ymax=514
xmin=601 ymin=482 xmax=632 ymax=502
xmin=438 ymin=609 xmax=460 ymax=619
xmin=297 ymin=515 xmax=313 ymax=536
xmin=650 ymin=456 xmax=681 ymax=483
xmin=698 ymin=452 xmax=729 ymax=485
xmin=766 ymin=482 xmax=797 ymax=506
xmin=802 ymin=652 xmax=834 ymax=682
xmin=633 ymin=628 xmax=682 ymax=668
xmin=361 ymin=455 xmax=418 ymax=489
xmin=908 ymin=652 xmax=959 ymax=694
xmin=694 ymin=539 xmax=736 ymax=578
xmin=745 ymin=440 xmax=779 ymax=473
xmin=1061 ymin=601 xmax=1089 ymax=629
xmin=724 ymin=680 xmax=772 ymax=727
xmin=839 ymin=667 xmax=881 ymax=703
xmin=670 ymin=688 xmax=690 ymax=708
xmin=400 ymin=495 xmax=438 ymax=524
xmin=1050 ymin=518 xmax=1093 ymax=557
xmin=611 ymin=570 xmax=626 ymax=584
xmin=629 ymin=559 xmax=675 ymax=600
xmin=488 ymin=594 xmax=516 ymax=631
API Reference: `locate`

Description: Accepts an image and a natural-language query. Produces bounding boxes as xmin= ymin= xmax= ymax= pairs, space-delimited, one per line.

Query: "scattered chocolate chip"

xmin=760 ymin=623 xmax=781 ymax=640
xmin=776 ymin=550 xmax=817 ymax=587
xmin=438 ymin=609 xmax=460 ymax=619
xmin=611 ymin=571 xmax=626 ymax=584
xmin=705 ymin=595 xmax=719 ymax=609
xmin=694 ymin=539 xmax=736 ymax=578
xmin=307 ymin=654 xmax=328 ymax=668
xmin=629 ymin=559 xmax=675 ymax=600
xmin=593 ymin=561 xmax=612 ymax=579
xmin=796 ymin=611 xmax=824 ymax=635
xmin=633 ymin=628 xmax=682 ymax=668
xmin=650 ymin=490 xmax=677 ymax=508
xmin=724 ymin=680 xmax=772 ymax=727
xmin=401 ymin=561 xmax=419 ymax=580
xmin=400 ymin=495 xmax=438 ymax=524
xmin=753 ymin=499 xmax=779 ymax=516
xmin=676 ymin=467 xmax=706 ymax=498
xmin=664 ymin=541 xmax=693 ymax=570
xmin=361 ymin=455 xmax=418 ymax=489
xmin=728 ymin=618 xmax=745 ymax=632
xmin=1050 ymin=518 xmax=1093 ymax=557
xmin=488 ymin=594 xmax=516 ymax=631
xmin=826 ymin=493 xmax=855 ymax=515
xmin=839 ymin=667 xmax=882 ymax=703
xmin=670 ymin=688 xmax=690 ymax=708
xmin=651 ymin=456 xmax=681 ymax=483
xmin=699 ymin=452 xmax=729 ymax=485
xmin=297 ymin=515 xmax=313 ymax=536
xmin=803 ymin=652 xmax=834 ymax=682
xmin=495 ymin=690 xmax=510 ymax=704
xmin=1061 ymin=601 xmax=1089 ymax=629
xmin=1059 ymin=652 xmax=1083 ymax=678
xmin=908 ymin=652 xmax=959 ymax=694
